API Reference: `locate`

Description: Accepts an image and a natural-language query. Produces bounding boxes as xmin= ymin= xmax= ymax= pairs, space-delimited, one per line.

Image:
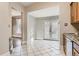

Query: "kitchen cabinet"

xmin=63 ymin=33 xmax=79 ymax=56
xmin=66 ymin=37 xmax=73 ymax=56
xmin=71 ymin=2 xmax=79 ymax=23
xmin=71 ymin=2 xmax=77 ymax=23
xmin=63 ymin=34 xmax=72 ymax=56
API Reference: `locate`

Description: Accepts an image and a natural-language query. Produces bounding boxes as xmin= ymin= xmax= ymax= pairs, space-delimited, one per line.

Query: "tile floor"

xmin=27 ymin=40 xmax=61 ymax=56
xmin=10 ymin=39 xmax=61 ymax=56
xmin=11 ymin=39 xmax=27 ymax=56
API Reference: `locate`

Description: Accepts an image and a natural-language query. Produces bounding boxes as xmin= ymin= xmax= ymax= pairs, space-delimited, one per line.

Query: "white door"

xmin=44 ymin=21 xmax=50 ymax=39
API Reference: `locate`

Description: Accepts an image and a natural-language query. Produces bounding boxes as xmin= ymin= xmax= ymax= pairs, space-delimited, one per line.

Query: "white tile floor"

xmin=10 ymin=39 xmax=61 ymax=56
xmin=27 ymin=40 xmax=61 ymax=56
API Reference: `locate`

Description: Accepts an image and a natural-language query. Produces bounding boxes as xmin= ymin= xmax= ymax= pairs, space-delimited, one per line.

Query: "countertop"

xmin=64 ymin=33 xmax=79 ymax=46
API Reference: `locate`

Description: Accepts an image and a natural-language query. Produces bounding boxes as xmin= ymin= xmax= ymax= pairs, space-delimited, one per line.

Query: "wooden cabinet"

xmin=77 ymin=3 xmax=79 ymax=22
xmin=71 ymin=2 xmax=79 ymax=23
xmin=63 ymin=34 xmax=79 ymax=56
xmin=71 ymin=2 xmax=77 ymax=23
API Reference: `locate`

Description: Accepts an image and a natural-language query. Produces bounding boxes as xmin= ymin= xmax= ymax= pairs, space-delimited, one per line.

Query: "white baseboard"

xmin=22 ymin=41 xmax=27 ymax=45
xmin=1 ymin=51 xmax=10 ymax=56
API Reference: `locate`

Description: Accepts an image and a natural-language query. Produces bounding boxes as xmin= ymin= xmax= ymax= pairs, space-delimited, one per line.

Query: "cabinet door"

xmin=71 ymin=2 xmax=77 ymax=23
xmin=76 ymin=3 xmax=79 ymax=23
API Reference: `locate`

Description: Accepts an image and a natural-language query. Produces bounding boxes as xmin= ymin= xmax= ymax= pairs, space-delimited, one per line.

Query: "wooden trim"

xmin=76 ymin=3 xmax=78 ymax=22
xmin=70 ymin=2 xmax=78 ymax=23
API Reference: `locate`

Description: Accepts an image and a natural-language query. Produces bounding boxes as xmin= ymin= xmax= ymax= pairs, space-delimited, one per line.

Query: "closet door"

xmin=44 ymin=21 xmax=50 ymax=40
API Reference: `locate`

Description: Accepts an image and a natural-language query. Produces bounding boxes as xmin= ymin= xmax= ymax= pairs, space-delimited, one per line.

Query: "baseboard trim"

xmin=44 ymin=39 xmax=59 ymax=41
xmin=1 ymin=51 xmax=10 ymax=56
xmin=21 ymin=41 xmax=27 ymax=45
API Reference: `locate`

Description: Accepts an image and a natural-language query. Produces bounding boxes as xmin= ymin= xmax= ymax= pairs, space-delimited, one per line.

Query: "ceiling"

xmin=28 ymin=6 xmax=60 ymax=18
xmin=20 ymin=2 xmax=34 ymax=6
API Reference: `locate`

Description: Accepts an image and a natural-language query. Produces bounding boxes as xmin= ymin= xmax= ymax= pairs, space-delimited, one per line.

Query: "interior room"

xmin=0 ymin=2 xmax=79 ymax=56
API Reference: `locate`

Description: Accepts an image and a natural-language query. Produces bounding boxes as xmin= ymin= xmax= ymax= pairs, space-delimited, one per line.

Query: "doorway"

xmin=11 ymin=8 xmax=22 ymax=38
xmin=9 ymin=8 xmax=23 ymax=55
xmin=27 ymin=7 xmax=61 ymax=56
xmin=12 ymin=16 xmax=22 ymax=38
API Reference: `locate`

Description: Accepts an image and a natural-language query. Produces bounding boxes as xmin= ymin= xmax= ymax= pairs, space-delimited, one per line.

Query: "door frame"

xmin=11 ymin=7 xmax=23 ymax=40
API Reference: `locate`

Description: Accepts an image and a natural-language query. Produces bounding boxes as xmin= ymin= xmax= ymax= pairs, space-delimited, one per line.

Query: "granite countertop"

xmin=64 ymin=33 xmax=79 ymax=46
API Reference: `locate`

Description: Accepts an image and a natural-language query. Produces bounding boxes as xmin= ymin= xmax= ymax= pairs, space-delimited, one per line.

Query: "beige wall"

xmin=24 ymin=2 xmax=78 ymax=45
xmin=10 ymin=2 xmax=23 ymax=12
xmin=59 ymin=3 xmax=78 ymax=46
xmin=0 ymin=2 xmax=11 ymax=54
xmin=0 ymin=2 xmax=24 ymax=55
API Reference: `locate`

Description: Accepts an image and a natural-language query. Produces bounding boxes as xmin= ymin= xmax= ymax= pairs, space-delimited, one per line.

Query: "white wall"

xmin=29 ymin=6 xmax=59 ymax=18
xmin=35 ymin=16 xmax=59 ymax=40
xmin=9 ymin=2 xmax=23 ymax=12
xmin=27 ymin=14 xmax=35 ymax=45
xmin=50 ymin=20 xmax=60 ymax=40
xmin=35 ymin=19 xmax=44 ymax=40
